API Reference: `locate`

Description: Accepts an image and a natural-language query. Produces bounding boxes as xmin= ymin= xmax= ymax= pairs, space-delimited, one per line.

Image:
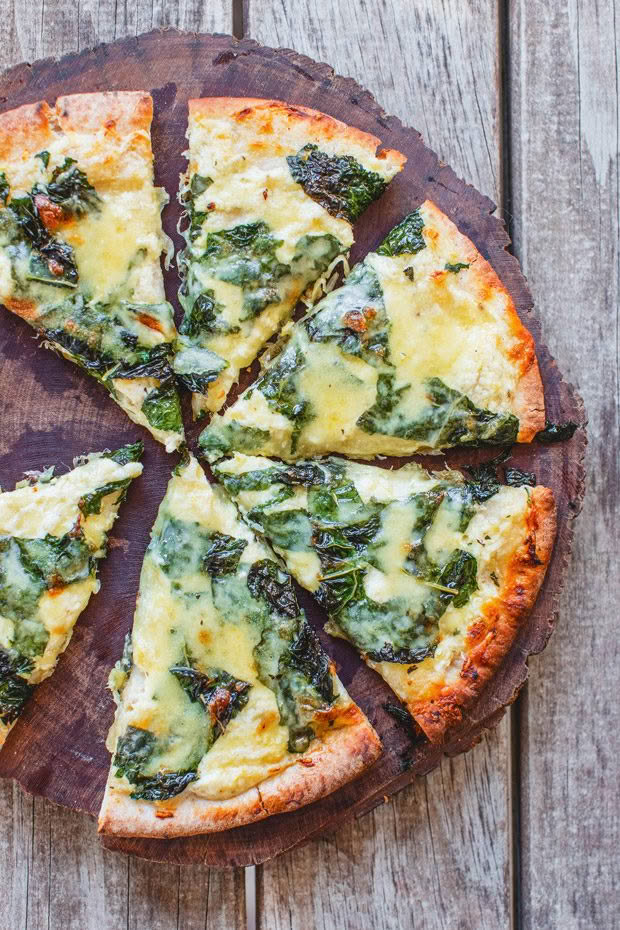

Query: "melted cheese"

xmin=106 ymin=455 xmax=355 ymax=803
xmin=204 ymin=201 xmax=529 ymax=460
xmin=184 ymin=105 xmax=401 ymax=413
xmin=217 ymin=453 xmax=532 ymax=712
xmin=0 ymin=452 xmax=142 ymax=741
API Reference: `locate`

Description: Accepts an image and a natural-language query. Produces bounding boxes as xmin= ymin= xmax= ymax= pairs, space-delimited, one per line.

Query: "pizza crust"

xmin=188 ymin=96 xmax=406 ymax=173
xmin=420 ymin=200 xmax=545 ymax=441
xmin=98 ymin=706 xmax=381 ymax=838
xmin=402 ymin=486 xmax=557 ymax=742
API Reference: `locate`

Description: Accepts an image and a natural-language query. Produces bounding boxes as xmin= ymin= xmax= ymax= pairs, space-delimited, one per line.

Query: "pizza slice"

xmin=173 ymin=97 xmax=405 ymax=417
xmin=0 ymin=441 xmax=143 ymax=747
xmin=200 ymin=201 xmax=545 ymax=462
xmin=98 ymin=453 xmax=381 ymax=838
xmin=215 ymin=453 xmax=556 ymax=743
xmin=0 ymin=92 xmax=184 ymax=451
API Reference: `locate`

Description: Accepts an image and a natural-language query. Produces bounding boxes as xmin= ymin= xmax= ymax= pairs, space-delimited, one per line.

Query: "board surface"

xmin=0 ymin=29 xmax=586 ymax=868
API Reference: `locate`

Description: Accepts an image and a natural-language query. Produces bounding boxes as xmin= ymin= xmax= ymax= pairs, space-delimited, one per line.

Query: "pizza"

xmin=173 ymin=97 xmax=405 ymax=417
xmin=199 ymin=201 xmax=545 ymax=463
xmin=0 ymin=92 xmax=184 ymax=452
xmin=214 ymin=452 xmax=556 ymax=742
xmin=0 ymin=442 xmax=143 ymax=747
xmin=98 ymin=454 xmax=380 ymax=837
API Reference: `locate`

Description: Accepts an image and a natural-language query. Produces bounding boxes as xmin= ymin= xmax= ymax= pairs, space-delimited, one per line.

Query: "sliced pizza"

xmin=0 ymin=92 xmax=184 ymax=451
xmin=215 ymin=453 xmax=556 ymax=743
xmin=200 ymin=201 xmax=545 ymax=462
xmin=0 ymin=441 xmax=143 ymax=747
xmin=98 ymin=453 xmax=380 ymax=838
xmin=173 ymin=97 xmax=405 ymax=417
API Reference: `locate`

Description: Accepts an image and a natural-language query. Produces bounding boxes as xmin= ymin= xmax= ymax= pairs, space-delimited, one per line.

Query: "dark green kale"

xmin=384 ymin=702 xmax=416 ymax=737
xmin=358 ymin=375 xmax=520 ymax=448
xmin=4 ymin=193 xmax=79 ymax=287
xmin=247 ymin=559 xmax=301 ymax=618
xmin=0 ymin=649 xmax=35 ymax=726
xmin=0 ymin=532 xmax=92 ymax=642
xmin=201 ymin=221 xmax=290 ymax=316
xmin=256 ymin=346 xmax=313 ymax=453
xmin=113 ymin=725 xmax=198 ymax=801
xmin=376 ymin=210 xmax=426 ymax=256
xmin=40 ymin=298 xmax=176 ymax=381
xmin=180 ymin=173 xmax=213 ymax=241
xmin=35 ymin=157 xmax=101 ymax=216
xmin=178 ymin=289 xmax=238 ymax=340
xmin=254 ymin=612 xmax=334 ymax=753
xmin=505 ymin=467 xmax=537 ymax=487
xmin=305 ymin=263 xmax=389 ymax=366
xmin=0 ymin=172 xmax=9 ymax=205
xmin=403 ymin=266 xmax=415 ymax=281
xmin=215 ymin=462 xmax=330 ymax=497
xmin=199 ymin=422 xmax=271 ymax=461
xmin=79 ymin=479 xmax=132 ymax=516
xmin=203 ymin=532 xmax=248 ymax=575
xmin=170 ymin=664 xmax=250 ymax=738
xmin=287 ymin=143 xmax=387 ymax=223
xmin=445 ymin=261 xmax=470 ymax=273
xmin=535 ymin=420 xmax=579 ymax=443
xmin=35 ymin=150 xmax=50 ymax=169
xmin=141 ymin=381 xmax=183 ymax=433
xmin=103 ymin=441 xmax=144 ymax=466
xmin=154 ymin=516 xmax=247 ymax=579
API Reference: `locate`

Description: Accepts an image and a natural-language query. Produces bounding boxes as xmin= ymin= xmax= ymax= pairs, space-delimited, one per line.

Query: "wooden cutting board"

xmin=0 ymin=29 xmax=586 ymax=868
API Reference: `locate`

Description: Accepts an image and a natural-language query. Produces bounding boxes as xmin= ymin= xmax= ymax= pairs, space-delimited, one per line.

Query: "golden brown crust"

xmin=0 ymin=101 xmax=54 ymax=163
xmin=410 ymin=486 xmax=557 ymax=742
xmin=0 ymin=93 xmax=153 ymax=166
xmin=188 ymin=96 xmax=406 ymax=173
xmin=98 ymin=710 xmax=381 ymax=838
xmin=54 ymin=91 xmax=153 ymax=135
xmin=421 ymin=200 xmax=545 ymax=440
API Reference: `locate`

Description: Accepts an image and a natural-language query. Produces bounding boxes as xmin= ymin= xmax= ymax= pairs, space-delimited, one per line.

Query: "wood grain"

xmin=248 ymin=3 xmax=513 ymax=928
xmin=0 ymin=28 xmax=585 ymax=875
xmin=0 ymin=5 xmax=244 ymax=930
xmin=509 ymin=2 xmax=619 ymax=927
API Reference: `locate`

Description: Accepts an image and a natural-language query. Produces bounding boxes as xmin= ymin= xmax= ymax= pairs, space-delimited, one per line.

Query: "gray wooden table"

xmin=0 ymin=2 xmax=617 ymax=928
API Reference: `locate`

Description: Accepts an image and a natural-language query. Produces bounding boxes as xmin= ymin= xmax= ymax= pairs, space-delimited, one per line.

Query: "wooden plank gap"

xmin=244 ymin=866 xmax=256 ymax=930
xmin=233 ymin=0 xmax=245 ymax=39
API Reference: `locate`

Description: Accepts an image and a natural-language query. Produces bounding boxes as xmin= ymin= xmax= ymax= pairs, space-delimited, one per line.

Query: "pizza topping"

xmin=287 ymin=144 xmax=388 ymax=222
xmin=0 ymin=445 xmax=143 ymax=738
xmin=535 ymin=420 xmax=579 ymax=443
xmin=376 ymin=209 xmax=426 ymax=257
xmin=215 ymin=455 xmax=519 ymax=667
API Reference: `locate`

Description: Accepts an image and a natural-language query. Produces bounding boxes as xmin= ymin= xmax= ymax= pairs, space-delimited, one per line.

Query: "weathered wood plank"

xmin=0 ymin=5 xmax=244 ymax=930
xmin=248 ymin=3 xmax=511 ymax=927
xmin=509 ymin=1 xmax=619 ymax=927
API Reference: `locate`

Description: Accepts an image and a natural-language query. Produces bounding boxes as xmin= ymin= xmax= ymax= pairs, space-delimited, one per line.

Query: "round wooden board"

xmin=0 ymin=29 xmax=586 ymax=868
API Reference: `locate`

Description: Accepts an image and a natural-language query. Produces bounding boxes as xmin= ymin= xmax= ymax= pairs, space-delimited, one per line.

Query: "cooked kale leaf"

xmin=0 ymin=649 xmax=35 ymax=726
xmin=305 ymin=262 xmax=389 ymax=366
xmin=505 ymin=466 xmax=537 ymax=487
xmin=170 ymin=664 xmax=250 ymax=740
xmin=247 ymin=559 xmax=301 ymax=618
xmin=35 ymin=157 xmax=101 ymax=216
xmin=79 ymin=479 xmax=131 ymax=516
xmin=141 ymin=381 xmax=183 ymax=433
xmin=535 ymin=420 xmax=579 ymax=443
xmin=153 ymin=516 xmax=247 ymax=579
xmin=376 ymin=209 xmax=426 ymax=256
xmin=199 ymin=422 xmax=270 ymax=461
xmin=358 ymin=375 xmax=520 ymax=448
xmin=113 ymin=725 xmax=198 ymax=801
xmin=0 ymin=172 xmax=9 ymax=205
xmin=445 ymin=261 xmax=470 ymax=273
xmin=103 ymin=441 xmax=144 ymax=466
xmin=287 ymin=144 xmax=387 ymax=223
xmin=201 ymin=221 xmax=290 ymax=316
xmin=256 ymin=346 xmax=314 ymax=453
